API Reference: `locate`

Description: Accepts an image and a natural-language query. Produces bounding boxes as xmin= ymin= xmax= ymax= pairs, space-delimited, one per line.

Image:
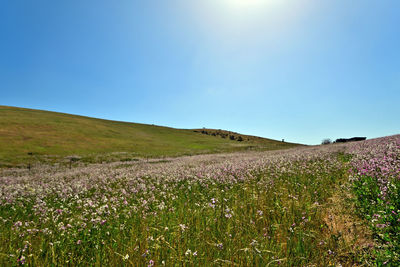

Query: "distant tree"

xmin=237 ymin=136 xmax=243 ymax=142
xmin=229 ymin=135 xmax=235 ymax=140
xmin=321 ymin=138 xmax=332 ymax=145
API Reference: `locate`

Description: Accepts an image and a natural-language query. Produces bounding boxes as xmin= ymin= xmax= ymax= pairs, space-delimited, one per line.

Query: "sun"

xmin=230 ymin=0 xmax=268 ymax=8
xmin=225 ymin=0 xmax=284 ymax=11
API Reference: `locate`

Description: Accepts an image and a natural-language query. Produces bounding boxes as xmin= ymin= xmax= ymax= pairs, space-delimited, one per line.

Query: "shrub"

xmin=321 ymin=139 xmax=332 ymax=145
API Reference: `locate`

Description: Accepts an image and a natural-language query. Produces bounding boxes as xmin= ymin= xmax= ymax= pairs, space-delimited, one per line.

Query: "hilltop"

xmin=193 ymin=128 xmax=287 ymax=143
xmin=0 ymin=106 xmax=301 ymax=167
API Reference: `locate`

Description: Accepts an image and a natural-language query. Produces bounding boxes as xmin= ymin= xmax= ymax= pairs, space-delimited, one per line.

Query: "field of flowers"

xmin=349 ymin=135 xmax=400 ymax=264
xmin=0 ymin=135 xmax=399 ymax=266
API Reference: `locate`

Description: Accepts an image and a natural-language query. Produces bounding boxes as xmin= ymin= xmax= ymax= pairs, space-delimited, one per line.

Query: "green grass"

xmin=352 ymin=176 xmax=400 ymax=263
xmin=0 ymin=106 xmax=300 ymax=167
xmin=0 ymin=153 xmax=359 ymax=266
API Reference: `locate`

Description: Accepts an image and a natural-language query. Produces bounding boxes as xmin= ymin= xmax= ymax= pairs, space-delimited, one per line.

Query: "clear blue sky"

xmin=1 ymin=0 xmax=399 ymax=145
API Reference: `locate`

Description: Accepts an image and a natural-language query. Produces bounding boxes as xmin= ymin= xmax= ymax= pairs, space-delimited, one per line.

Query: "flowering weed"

xmin=0 ymin=135 xmax=398 ymax=265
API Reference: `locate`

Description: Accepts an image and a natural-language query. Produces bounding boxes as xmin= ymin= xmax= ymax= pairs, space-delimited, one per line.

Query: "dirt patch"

xmin=322 ymin=182 xmax=375 ymax=265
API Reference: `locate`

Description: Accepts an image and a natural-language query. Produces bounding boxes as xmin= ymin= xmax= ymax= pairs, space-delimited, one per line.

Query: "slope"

xmin=0 ymin=106 xmax=300 ymax=166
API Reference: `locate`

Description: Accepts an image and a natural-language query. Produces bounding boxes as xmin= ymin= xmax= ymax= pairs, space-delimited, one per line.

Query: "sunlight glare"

xmin=229 ymin=0 xmax=274 ymax=8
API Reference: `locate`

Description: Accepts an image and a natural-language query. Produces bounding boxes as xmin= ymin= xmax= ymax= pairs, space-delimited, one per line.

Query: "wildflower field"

xmin=0 ymin=135 xmax=399 ymax=266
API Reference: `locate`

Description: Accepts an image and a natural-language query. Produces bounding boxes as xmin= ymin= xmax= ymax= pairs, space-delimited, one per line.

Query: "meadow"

xmin=0 ymin=106 xmax=298 ymax=167
xmin=0 ymin=135 xmax=399 ymax=266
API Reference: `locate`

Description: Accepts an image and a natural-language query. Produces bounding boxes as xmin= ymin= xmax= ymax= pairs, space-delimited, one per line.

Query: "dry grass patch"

xmin=322 ymin=181 xmax=375 ymax=265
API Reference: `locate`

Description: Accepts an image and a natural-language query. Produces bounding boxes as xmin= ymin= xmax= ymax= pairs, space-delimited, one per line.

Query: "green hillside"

xmin=0 ymin=106 xmax=301 ymax=166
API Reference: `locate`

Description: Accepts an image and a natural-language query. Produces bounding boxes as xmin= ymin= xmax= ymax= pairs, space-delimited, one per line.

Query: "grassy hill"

xmin=193 ymin=128 xmax=287 ymax=143
xmin=0 ymin=106 xmax=301 ymax=167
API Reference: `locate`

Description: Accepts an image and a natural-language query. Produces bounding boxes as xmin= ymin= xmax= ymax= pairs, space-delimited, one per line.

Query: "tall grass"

xmin=1 ymin=135 xmax=399 ymax=265
xmin=349 ymin=136 xmax=400 ymax=264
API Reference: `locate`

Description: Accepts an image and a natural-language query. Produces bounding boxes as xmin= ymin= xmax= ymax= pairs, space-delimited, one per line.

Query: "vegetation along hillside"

xmin=0 ymin=106 xmax=301 ymax=167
